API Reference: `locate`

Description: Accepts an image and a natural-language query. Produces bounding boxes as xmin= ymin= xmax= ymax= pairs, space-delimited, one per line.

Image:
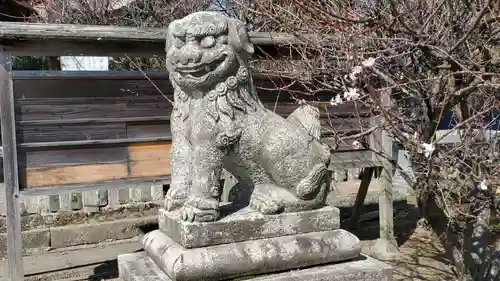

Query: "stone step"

xmin=141 ymin=229 xmax=361 ymax=281
xmin=119 ymin=252 xmax=392 ymax=281
xmin=0 ymin=238 xmax=142 ymax=281
xmin=159 ymin=205 xmax=340 ymax=248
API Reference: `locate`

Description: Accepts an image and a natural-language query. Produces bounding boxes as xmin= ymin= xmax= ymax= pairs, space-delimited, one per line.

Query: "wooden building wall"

xmin=13 ymin=71 xmax=370 ymax=190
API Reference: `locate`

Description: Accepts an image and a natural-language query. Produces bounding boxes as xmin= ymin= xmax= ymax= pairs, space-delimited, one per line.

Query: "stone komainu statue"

xmin=164 ymin=11 xmax=333 ymax=222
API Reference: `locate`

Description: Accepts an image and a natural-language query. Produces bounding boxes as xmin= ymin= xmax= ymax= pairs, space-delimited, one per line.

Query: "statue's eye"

xmin=173 ymin=37 xmax=184 ymax=48
xmin=200 ymin=36 xmax=216 ymax=48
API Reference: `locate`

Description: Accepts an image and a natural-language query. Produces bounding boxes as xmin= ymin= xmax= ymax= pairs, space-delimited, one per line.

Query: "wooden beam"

xmin=0 ymin=46 xmax=24 ymax=281
xmin=19 ymin=136 xmax=173 ymax=150
xmin=347 ymin=167 xmax=375 ymax=229
xmin=11 ymin=70 xmax=293 ymax=81
xmin=18 ymin=116 xmax=170 ymax=126
xmin=20 ymin=176 xmax=171 ymax=197
xmin=370 ymin=90 xmax=399 ymax=258
xmin=0 ymin=22 xmax=307 ymax=57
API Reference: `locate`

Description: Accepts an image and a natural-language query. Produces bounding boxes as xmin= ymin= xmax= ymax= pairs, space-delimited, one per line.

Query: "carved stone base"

xmin=118 ymin=251 xmax=393 ymax=281
xmin=140 ymin=229 xmax=361 ymax=281
xmin=159 ymin=205 xmax=340 ymax=248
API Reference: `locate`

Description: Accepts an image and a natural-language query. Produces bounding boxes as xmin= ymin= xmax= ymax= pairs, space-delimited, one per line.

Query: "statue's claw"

xmin=164 ymin=196 xmax=185 ymax=211
xmin=249 ymin=188 xmax=281 ymax=214
xmin=164 ymin=185 xmax=189 ymax=211
xmin=180 ymin=196 xmax=220 ymax=222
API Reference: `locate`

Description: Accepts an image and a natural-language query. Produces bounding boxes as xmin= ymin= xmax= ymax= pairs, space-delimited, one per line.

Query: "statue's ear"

xmin=165 ymin=20 xmax=181 ymax=72
xmin=165 ymin=21 xmax=176 ymax=54
xmin=228 ymin=18 xmax=254 ymax=55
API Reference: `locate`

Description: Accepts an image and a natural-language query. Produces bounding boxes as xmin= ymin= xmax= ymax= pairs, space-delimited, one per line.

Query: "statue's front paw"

xmin=164 ymin=185 xmax=189 ymax=211
xmin=249 ymin=189 xmax=282 ymax=214
xmin=180 ymin=196 xmax=220 ymax=222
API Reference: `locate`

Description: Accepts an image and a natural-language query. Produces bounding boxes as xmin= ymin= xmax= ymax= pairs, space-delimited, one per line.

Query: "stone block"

xmin=151 ymin=185 xmax=164 ymax=201
xmin=98 ymin=190 xmax=108 ymax=206
xmin=107 ymin=188 xmax=120 ymax=209
xmin=71 ymin=192 xmax=83 ymax=210
xmin=119 ymin=251 xmax=391 ymax=281
xmin=49 ymin=195 xmax=60 ymax=212
xmin=83 ymin=190 xmax=100 ymax=213
xmin=23 ymin=196 xmax=39 ymax=214
xmin=59 ymin=192 xmax=71 ymax=211
xmin=130 ymin=187 xmax=152 ymax=202
xmin=0 ymin=228 xmax=50 ymax=255
xmin=37 ymin=195 xmax=50 ymax=213
xmin=119 ymin=252 xmax=167 ymax=281
xmin=142 ymin=228 xmax=360 ymax=281
xmin=119 ymin=188 xmax=130 ymax=204
xmin=159 ymin=206 xmax=340 ymax=248
xmin=50 ymin=216 xmax=156 ymax=248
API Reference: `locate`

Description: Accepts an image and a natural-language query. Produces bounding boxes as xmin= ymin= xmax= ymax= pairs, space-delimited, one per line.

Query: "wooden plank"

xmin=19 ymin=147 xmax=128 ymax=168
xmin=348 ymin=167 xmax=375 ymax=229
xmin=11 ymin=70 xmax=292 ymax=81
xmin=16 ymin=100 xmax=171 ymax=121
xmin=18 ymin=123 xmax=126 ymax=143
xmin=0 ymin=22 xmax=315 ymax=56
xmin=126 ymin=123 xmax=171 ymax=138
xmin=0 ymin=22 xmax=307 ymax=45
xmin=329 ymin=150 xmax=382 ymax=169
xmin=18 ymin=116 xmax=170 ymax=126
xmin=17 ymin=103 xmax=127 ymax=121
xmin=128 ymin=142 xmax=172 ymax=178
xmin=13 ymin=78 xmax=172 ymax=99
xmin=20 ymin=177 xmax=170 ymax=197
xmin=322 ymin=136 xmax=370 ymax=152
xmin=25 ymin=163 xmax=128 ymax=187
xmin=19 ymin=136 xmax=172 ymax=149
xmin=13 ymin=70 xmax=169 ymax=80
xmin=0 ymin=47 xmax=24 ymax=281
xmin=124 ymin=102 xmax=171 ymax=118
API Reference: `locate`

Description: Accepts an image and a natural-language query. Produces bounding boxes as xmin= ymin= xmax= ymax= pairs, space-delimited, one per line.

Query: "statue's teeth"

xmin=205 ymin=65 xmax=211 ymax=72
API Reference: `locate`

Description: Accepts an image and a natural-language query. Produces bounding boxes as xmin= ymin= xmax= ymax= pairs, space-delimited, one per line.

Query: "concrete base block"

xmin=159 ymin=205 xmax=340 ymax=248
xmin=140 ymin=229 xmax=361 ymax=281
xmin=373 ymin=237 xmax=401 ymax=261
xmin=118 ymin=251 xmax=393 ymax=281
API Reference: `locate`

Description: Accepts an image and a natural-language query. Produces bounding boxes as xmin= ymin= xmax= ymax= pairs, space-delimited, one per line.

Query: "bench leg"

xmin=348 ymin=167 xmax=374 ymax=229
xmin=374 ymin=159 xmax=400 ymax=259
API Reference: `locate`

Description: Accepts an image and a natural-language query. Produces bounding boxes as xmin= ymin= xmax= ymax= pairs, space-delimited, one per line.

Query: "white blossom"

xmin=362 ymin=57 xmax=376 ymax=67
xmin=346 ymin=54 xmax=354 ymax=60
xmin=349 ymin=66 xmax=363 ymax=81
xmin=419 ymin=142 xmax=435 ymax=158
xmin=343 ymin=88 xmax=360 ymax=101
xmin=352 ymin=140 xmax=363 ymax=149
xmin=478 ymin=179 xmax=488 ymax=191
xmin=330 ymin=94 xmax=343 ymax=106
xmin=413 ymin=131 xmax=420 ymax=140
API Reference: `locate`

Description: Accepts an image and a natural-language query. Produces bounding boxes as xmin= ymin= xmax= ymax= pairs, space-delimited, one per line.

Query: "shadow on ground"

xmin=87 ymin=224 xmax=156 ymax=280
xmin=340 ymin=201 xmax=421 ymax=246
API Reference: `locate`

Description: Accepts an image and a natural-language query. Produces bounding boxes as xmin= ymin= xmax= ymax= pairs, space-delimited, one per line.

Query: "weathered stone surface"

xmin=119 ymin=252 xmax=166 ymax=281
xmin=50 ymin=216 xmax=156 ymax=248
xmin=159 ymin=206 xmax=340 ymax=248
xmin=0 ymin=228 xmax=50 ymax=255
xmin=142 ymin=229 xmax=360 ymax=281
xmin=119 ymin=252 xmax=392 ymax=281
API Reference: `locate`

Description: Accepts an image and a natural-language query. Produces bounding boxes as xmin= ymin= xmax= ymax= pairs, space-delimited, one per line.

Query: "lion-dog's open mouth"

xmin=175 ymin=54 xmax=227 ymax=78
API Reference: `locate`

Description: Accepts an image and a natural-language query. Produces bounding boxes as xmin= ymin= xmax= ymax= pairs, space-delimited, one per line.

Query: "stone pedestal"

xmin=117 ymin=205 xmax=393 ymax=281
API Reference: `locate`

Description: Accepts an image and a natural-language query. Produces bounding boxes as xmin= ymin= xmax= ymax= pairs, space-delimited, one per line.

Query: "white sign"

xmin=60 ymin=56 xmax=109 ymax=71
